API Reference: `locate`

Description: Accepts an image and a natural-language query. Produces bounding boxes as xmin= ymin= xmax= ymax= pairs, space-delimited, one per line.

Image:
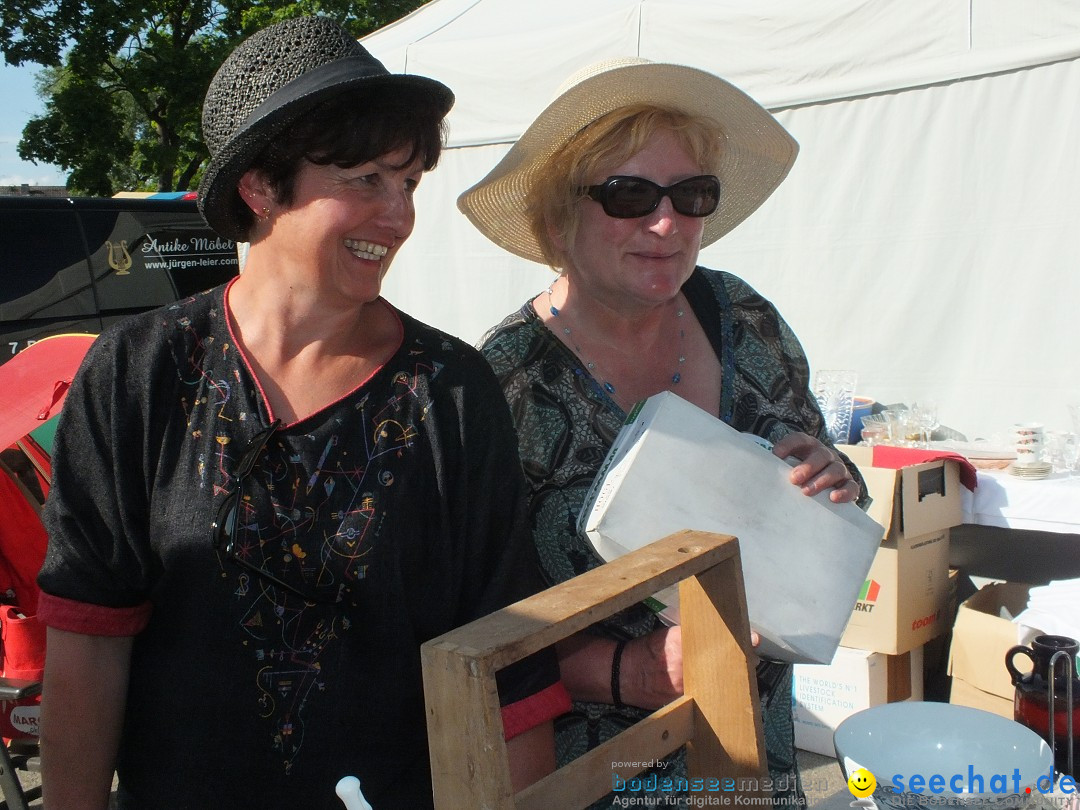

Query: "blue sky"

xmin=1 ymin=61 xmax=67 ymax=186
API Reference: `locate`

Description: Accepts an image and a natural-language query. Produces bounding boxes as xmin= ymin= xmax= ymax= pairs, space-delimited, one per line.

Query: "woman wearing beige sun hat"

xmin=464 ymin=58 xmax=869 ymax=808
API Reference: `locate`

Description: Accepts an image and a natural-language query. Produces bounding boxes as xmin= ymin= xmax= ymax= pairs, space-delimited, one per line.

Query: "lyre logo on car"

xmin=106 ymin=239 xmax=133 ymax=274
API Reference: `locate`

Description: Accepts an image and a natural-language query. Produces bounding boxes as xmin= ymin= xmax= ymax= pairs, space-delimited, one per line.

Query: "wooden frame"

xmin=421 ymin=530 xmax=766 ymax=809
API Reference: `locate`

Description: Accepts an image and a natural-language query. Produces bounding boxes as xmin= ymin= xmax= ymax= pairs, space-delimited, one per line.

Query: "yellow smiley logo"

xmin=848 ymin=768 xmax=877 ymax=798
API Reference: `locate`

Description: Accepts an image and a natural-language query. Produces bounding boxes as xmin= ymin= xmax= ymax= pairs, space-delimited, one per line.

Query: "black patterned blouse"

xmin=480 ymin=266 xmax=867 ymax=809
xmin=39 ymin=283 xmax=561 ymax=809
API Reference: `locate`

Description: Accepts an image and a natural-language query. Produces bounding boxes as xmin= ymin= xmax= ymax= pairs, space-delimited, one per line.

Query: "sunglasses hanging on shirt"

xmin=209 ymin=419 xmax=345 ymax=607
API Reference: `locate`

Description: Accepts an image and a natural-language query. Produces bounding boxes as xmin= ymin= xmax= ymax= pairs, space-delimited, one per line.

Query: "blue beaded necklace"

xmin=545 ymin=284 xmax=686 ymax=396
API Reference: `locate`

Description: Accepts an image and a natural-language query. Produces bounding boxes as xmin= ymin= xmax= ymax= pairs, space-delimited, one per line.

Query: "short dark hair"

xmin=235 ymin=87 xmax=447 ymax=235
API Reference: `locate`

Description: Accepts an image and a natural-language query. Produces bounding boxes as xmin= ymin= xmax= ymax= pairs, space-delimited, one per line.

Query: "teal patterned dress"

xmin=480 ymin=267 xmax=867 ymax=809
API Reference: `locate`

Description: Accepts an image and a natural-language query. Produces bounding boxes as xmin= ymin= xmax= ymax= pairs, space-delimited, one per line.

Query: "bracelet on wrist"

xmin=611 ymin=639 xmax=628 ymax=708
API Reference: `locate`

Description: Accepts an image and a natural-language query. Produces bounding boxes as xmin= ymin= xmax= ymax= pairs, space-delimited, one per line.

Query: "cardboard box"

xmin=837 ymin=446 xmax=963 ymax=655
xmin=948 ymin=677 xmax=1012 ymax=718
xmin=839 ymin=445 xmax=964 ymax=542
xmin=840 ymin=529 xmax=951 ymax=655
xmin=793 ymin=644 xmax=924 ymax=757
xmin=947 ymin=581 xmax=1033 ymax=719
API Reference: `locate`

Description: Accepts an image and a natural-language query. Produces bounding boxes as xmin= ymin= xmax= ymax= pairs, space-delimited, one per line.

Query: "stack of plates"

xmin=1008 ymin=461 xmax=1053 ymax=479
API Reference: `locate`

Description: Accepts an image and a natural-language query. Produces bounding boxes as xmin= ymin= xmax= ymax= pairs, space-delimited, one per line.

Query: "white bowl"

xmin=834 ymin=702 xmax=1055 ymax=809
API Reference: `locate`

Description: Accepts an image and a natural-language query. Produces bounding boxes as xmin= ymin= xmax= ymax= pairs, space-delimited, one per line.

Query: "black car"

xmin=0 ymin=194 xmax=240 ymax=364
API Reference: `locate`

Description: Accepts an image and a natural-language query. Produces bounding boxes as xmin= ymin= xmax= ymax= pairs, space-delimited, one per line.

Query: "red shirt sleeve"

xmin=37 ymin=591 xmax=152 ymax=636
xmin=500 ymin=680 xmax=571 ymax=740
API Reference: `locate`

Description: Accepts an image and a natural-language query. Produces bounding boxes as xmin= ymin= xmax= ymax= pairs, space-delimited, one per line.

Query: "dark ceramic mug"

xmin=1006 ymin=634 xmax=1079 ymax=686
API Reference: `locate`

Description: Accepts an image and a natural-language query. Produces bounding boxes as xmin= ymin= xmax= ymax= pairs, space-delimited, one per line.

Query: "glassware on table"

xmin=1063 ymin=433 xmax=1080 ymax=476
xmin=858 ymin=413 xmax=889 ymax=446
xmin=859 ymin=423 xmax=888 ymax=446
xmin=1044 ymin=431 xmax=1068 ymax=472
xmin=902 ymin=410 xmax=923 ymax=446
xmin=911 ymin=400 xmax=940 ymax=449
xmin=813 ymin=369 xmax=858 ymax=445
xmin=879 ymin=408 xmax=906 ymax=446
xmin=882 ymin=406 xmax=921 ymax=447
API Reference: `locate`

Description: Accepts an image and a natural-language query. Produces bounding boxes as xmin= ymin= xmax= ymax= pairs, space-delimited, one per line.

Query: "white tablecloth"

xmin=962 ymin=469 xmax=1080 ymax=534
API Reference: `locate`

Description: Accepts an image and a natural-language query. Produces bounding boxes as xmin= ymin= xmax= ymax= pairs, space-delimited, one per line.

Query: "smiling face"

xmin=263 ymin=145 xmax=424 ymax=306
xmin=848 ymin=768 xmax=877 ymax=798
xmin=558 ymin=129 xmax=706 ymax=313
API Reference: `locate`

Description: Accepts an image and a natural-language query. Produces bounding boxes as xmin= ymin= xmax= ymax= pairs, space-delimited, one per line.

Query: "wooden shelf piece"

xmin=421 ymin=529 xmax=767 ymax=809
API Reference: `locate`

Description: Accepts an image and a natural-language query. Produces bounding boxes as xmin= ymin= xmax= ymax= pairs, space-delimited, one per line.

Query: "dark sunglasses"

xmin=581 ymin=175 xmax=721 ymax=219
xmin=210 ymin=420 xmax=343 ymax=606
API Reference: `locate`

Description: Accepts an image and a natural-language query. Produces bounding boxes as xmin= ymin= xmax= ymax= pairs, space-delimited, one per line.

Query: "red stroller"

xmin=0 ymin=335 xmax=94 ymax=809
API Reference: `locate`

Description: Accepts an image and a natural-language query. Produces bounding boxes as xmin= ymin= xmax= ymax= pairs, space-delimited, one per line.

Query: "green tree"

xmin=1 ymin=0 xmax=428 ymax=195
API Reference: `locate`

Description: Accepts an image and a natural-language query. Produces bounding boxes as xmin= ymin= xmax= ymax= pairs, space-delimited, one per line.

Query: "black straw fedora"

xmin=198 ymin=16 xmax=454 ymax=241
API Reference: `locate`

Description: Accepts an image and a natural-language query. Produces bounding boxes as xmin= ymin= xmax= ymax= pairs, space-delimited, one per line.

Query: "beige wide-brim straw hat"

xmin=457 ymin=58 xmax=798 ymax=266
xmin=198 ymin=16 xmax=454 ymax=242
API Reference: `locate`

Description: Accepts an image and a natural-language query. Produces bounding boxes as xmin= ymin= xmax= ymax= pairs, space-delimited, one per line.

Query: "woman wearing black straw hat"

xmin=36 ymin=16 xmax=567 ymax=809
xmin=463 ymin=59 xmax=869 ymax=808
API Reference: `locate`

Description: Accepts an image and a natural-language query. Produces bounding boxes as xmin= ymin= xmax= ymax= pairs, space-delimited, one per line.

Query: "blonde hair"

xmin=527 ymin=104 xmax=723 ymax=270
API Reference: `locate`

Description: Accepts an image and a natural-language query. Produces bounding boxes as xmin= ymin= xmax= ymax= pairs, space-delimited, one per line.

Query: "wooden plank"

xmin=681 ymin=553 xmax=767 ymax=792
xmin=422 ymin=530 xmax=766 ymax=809
xmin=515 ymin=698 xmax=695 ymax=810
xmin=425 ymin=531 xmax=742 ymax=672
xmin=422 ymin=642 xmax=511 ymax=807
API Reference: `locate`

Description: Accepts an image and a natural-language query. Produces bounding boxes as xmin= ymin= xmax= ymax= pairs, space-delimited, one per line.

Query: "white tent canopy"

xmin=364 ymin=0 xmax=1080 ymax=442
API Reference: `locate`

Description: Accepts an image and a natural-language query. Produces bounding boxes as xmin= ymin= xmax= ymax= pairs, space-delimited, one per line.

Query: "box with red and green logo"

xmin=837 ymin=446 xmax=963 ymax=655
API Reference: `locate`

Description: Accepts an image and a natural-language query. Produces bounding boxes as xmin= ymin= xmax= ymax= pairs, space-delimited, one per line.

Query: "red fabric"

xmin=0 ymin=473 xmax=49 ymax=742
xmin=0 ymin=472 xmax=48 ymax=615
xmin=36 ymin=591 xmax=153 ymax=637
xmin=1 ymin=606 xmax=45 ymax=680
xmin=500 ymin=680 xmax=572 ymax=740
xmin=0 ymin=334 xmax=95 ymax=450
xmin=871 ymin=445 xmax=978 ymax=491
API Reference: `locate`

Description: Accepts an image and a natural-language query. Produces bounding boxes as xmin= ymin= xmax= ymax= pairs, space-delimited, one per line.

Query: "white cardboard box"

xmin=793 ymin=644 xmax=924 ymax=757
xmin=579 ymin=392 xmax=884 ymax=664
